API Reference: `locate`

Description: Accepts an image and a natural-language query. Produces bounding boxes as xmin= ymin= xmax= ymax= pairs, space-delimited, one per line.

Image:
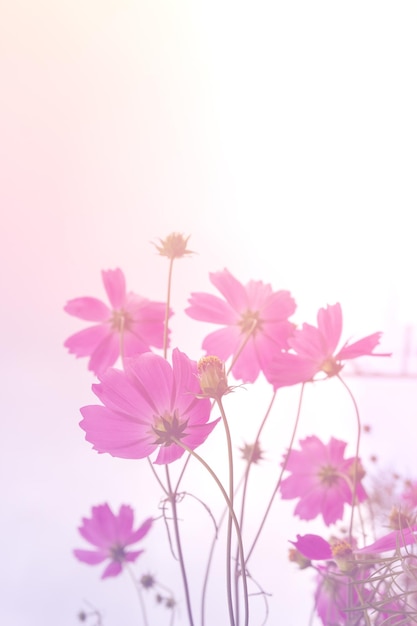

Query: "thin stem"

xmin=246 ymin=383 xmax=305 ymax=564
xmin=165 ymin=465 xmax=195 ymax=626
xmin=171 ymin=437 xmax=249 ymax=626
xmin=146 ymin=457 xmax=169 ymax=496
xmin=337 ymin=375 xmax=362 ymax=542
xmin=201 ymin=474 xmax=245 ymax=626
xmin=124 ymin=563 xmax=149 ymax=626
xmin=163 ymin=258 xmax=174 ymax=359
xmin=217 ymin=398 xmax=236 ymax=626
xmin=226 ymin=319 xmax=257 ymax=378
xmin=233 ymin=390 xmax=277 ymax=626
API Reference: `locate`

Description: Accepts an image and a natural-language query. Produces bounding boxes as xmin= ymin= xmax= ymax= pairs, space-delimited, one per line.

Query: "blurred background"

xmin=1 ymin=1 xmax=417 ymax=624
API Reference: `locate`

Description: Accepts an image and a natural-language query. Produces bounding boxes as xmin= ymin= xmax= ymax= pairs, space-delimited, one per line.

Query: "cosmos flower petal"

xmin=73 ymin=549 xmax=108 ymax=565
xmin=64 ymin=297 xmax=111 ymax=322
xmin=101 ymin=268 xmax=126 ymax=309
xmin=290 ymin=534 xmax=332 ymax=560
xmin=126 ymin=353 xmax=173 ymax=416
xmin=317 ymin=303 xmax=342 ymax=355
xmin=209 ymin=269 xmax=249 ymax=313
xmin=186 ymin=293 xmax=237 ymax=324
xmin=92 ymin=368 xmax=152 ymax=420
xmin=88 ymin=332 xmax=120 ymax=376
xmin=202 ymin=327 xmax=242 ymax=362
xmin=101 ymin=561 xmax=123 ymax=578
xmin=128 ymin=517 xmax=154 ymax=543
xmin=336 ymin=332 xmax=391 ymax=360
xmin=64 ymin=325 xmax=111 ymax=358
xmin=356 ymin=525 xmax=417 ymax=554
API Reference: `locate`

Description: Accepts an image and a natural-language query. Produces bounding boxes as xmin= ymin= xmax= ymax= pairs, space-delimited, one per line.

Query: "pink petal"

xmin=128 ymin=517 xmax=153 ymax=544
xmin=114 ymin=505 xmax=134 ymax=543
xmin=336 ymin=332 xmax=391 ymax=360
xmin=244 ymin=279 xmax=273 ymax=310
xmin=202 ymin=326 xmax=241 ymax=362
xmin=186 ymin=293 xmax=237 ymax=325
xmin=289 ymin=323 xmax=327 ymax=361
xmin=126 ymin=353 xmax=173 ymax=416
xmin=317 ymin=303 xmax=342 ymax=355
xmin=92 ymin=368 xmax=152 ymax=421
xmin=209 ymin=269 xmax=248 ymax=313
xmin=265 ymin=353 xmax=318 ymax=388
xmin=102 ymin=268 xmax=126 ymax=309
xmin=88 ymin=331 xmax=120 ymax=376
xmin=80 ymin=405 xmax=155 ymax=459
xmin=101 ymin=561 xmax=123 ymax=578
xmin=231 ymin=337 xmax=261 ymax=383
xmin=124 ymin=549 xmax=144 ymax=563
xmin=73 ymin=549 xmax=108 ymax=565
xmin=64 ymin=325 xmax=110 ymax=358
xmin=357 ymin=525 xmax=417 ymax=554
xmin=64 ymin=297 xmax=111 ymax=322
xmin=290 ymin=534 xmax=332 ymax=560
xmin=171 ymin=349 xmax=211 ymax=421
xmin=260 ymin=289 xmax=296 ymax=321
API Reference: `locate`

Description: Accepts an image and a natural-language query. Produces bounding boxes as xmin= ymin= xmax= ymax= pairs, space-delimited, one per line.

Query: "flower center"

xmin=110 ymin=309 xmax=131 ymax=332
xmin=318 ymin=464 xmax=339 ymax=487
xmin=320 ymin=357 xmax=343 ymax=377
xmin=151 ymin=410 xmax=188 ymax=447
xmin=238 ymin=310 xmax=262 ymax=335
xmin=109 ymin=544 xmax=126 ymax=562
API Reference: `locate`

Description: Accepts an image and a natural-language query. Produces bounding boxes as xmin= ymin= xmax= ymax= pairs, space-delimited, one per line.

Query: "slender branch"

xmin=246 ymin=384 xmax=305 ymax=564
xmin=165 ymin=465 xmax=195 ymax=626
xmin=171 ymin=437 xmax=249 ymax=626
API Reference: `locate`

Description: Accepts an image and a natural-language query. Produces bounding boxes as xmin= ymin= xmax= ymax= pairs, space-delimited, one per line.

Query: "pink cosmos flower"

xmin=290 ymin=525 xmax=417 ymax=561
xmin=64 ymin=268 xmax=168 ymax=376
xmin=80 ymin=348 xmax=220 ymax=464
xmin=73 ymin=503 xmax=153 ymax=579
xmin=280 ymin=435 xmax=367 ymax=526
xmin=185 ymin=269 xmax=296 ymax=383
xmin=266 ymin=302 xmax=390 ymax=389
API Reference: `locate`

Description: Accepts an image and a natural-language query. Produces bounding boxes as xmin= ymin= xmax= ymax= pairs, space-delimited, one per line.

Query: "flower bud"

xmin=197 ymin=356 xmax=230 ymax=400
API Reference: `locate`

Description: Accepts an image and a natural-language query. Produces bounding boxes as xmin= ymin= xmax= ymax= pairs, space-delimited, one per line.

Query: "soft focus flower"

xmin=314 ymin=563 xmax=370 ymax=626
xmin=266 ymin=302 xmax=390 ymax=389
xmin=153 ymin=232 xmax=194 ymax=259
xmin=80 ymin=348 xmax=220 ymax=464
xmin=73 ymin=503 xmax=153 ymax=579
xmin=280 ymin=436 xmax=367 ymax=526
xmin=186 ymin=269 xmax=296 ymax=383
xmin=64 ymin=268 xmax=168 ymax=376
xmin=239 ymin=440 xmax=265 ymax=464
xmin=290 ymin=524 xmax=417 ymax=562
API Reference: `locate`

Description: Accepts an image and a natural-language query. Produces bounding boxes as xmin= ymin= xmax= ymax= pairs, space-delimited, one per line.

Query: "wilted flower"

xmin=239 ymin=440 xmax=265 ymax=464
xmin=266 ymin=302 xmax=390 ymax=389
xmin=186 ymin=269 xmax=296 ymax=383
xmin=80 ymin=348 xmax=220 ymax=464
xmin=73 ymin=503 xmax=153 ymax=579
xmin=280 ymin=435 xmax=367 ymax=526
xmin=153 ymin=233 xmax=194 ymax=260
xmin=64 ymin=268 xmax=168 ymax=376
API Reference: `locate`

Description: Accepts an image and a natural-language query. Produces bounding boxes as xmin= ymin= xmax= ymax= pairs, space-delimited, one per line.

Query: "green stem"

xmin=337 ymin=375 xmax=363 ymax=543
xmin=246 ymin=383 xmax=305 ymax=564
xmin=171 ymin=438 xmax=249 ymax=626
xmin=165 ymin=465 xmax=195 ymax=626
xmin=217 ymin=398 xmax=236 ymax=626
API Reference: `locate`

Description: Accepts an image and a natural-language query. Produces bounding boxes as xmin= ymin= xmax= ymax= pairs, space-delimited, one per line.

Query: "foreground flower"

xmin=266 ymin=302 xmax=390 ymax=389
xmin=74 ymin=504 xmax=153 ymax=578
xmin=64 ymin=268 xmax=168 ymax=376
xmin=280 ymin=436 xmax=367 ymax=525
xmin=80 ymin=348 xmax=220 ymax=464
xmin=186 ymin=269 xmax=296 ymax=383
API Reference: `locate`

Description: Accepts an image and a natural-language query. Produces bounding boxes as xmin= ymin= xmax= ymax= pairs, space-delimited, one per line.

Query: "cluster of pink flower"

xmin=65 ymin=234 xmax=414 ymax=626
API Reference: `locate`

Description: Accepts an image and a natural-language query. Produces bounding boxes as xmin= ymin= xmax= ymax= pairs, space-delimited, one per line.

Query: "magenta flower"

xmin=80 ymin=348 xmax=220 ymax=464
xmin=290 ymin=524 xmax=417 ymax=561
xmin=266 ymin=302 xmax=390 ymax=389
xmin=280 ymin=435 xmax=367 ymax=526
xmin=186 ymin=269 xmax=296 ymax=383
xmin=73 ymin=503 xmax=153 ymax=579
xmin=64 ymin=268 xmax=168 ymax=376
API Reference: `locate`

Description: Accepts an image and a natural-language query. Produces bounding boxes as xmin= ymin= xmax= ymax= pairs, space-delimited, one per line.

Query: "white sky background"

xmin=1 ymin=1 xmax=417 ymax=625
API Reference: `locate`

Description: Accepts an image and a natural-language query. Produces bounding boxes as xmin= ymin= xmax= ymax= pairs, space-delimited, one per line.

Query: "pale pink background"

xmin=1 ymin=2 xmax=417 ymax=625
